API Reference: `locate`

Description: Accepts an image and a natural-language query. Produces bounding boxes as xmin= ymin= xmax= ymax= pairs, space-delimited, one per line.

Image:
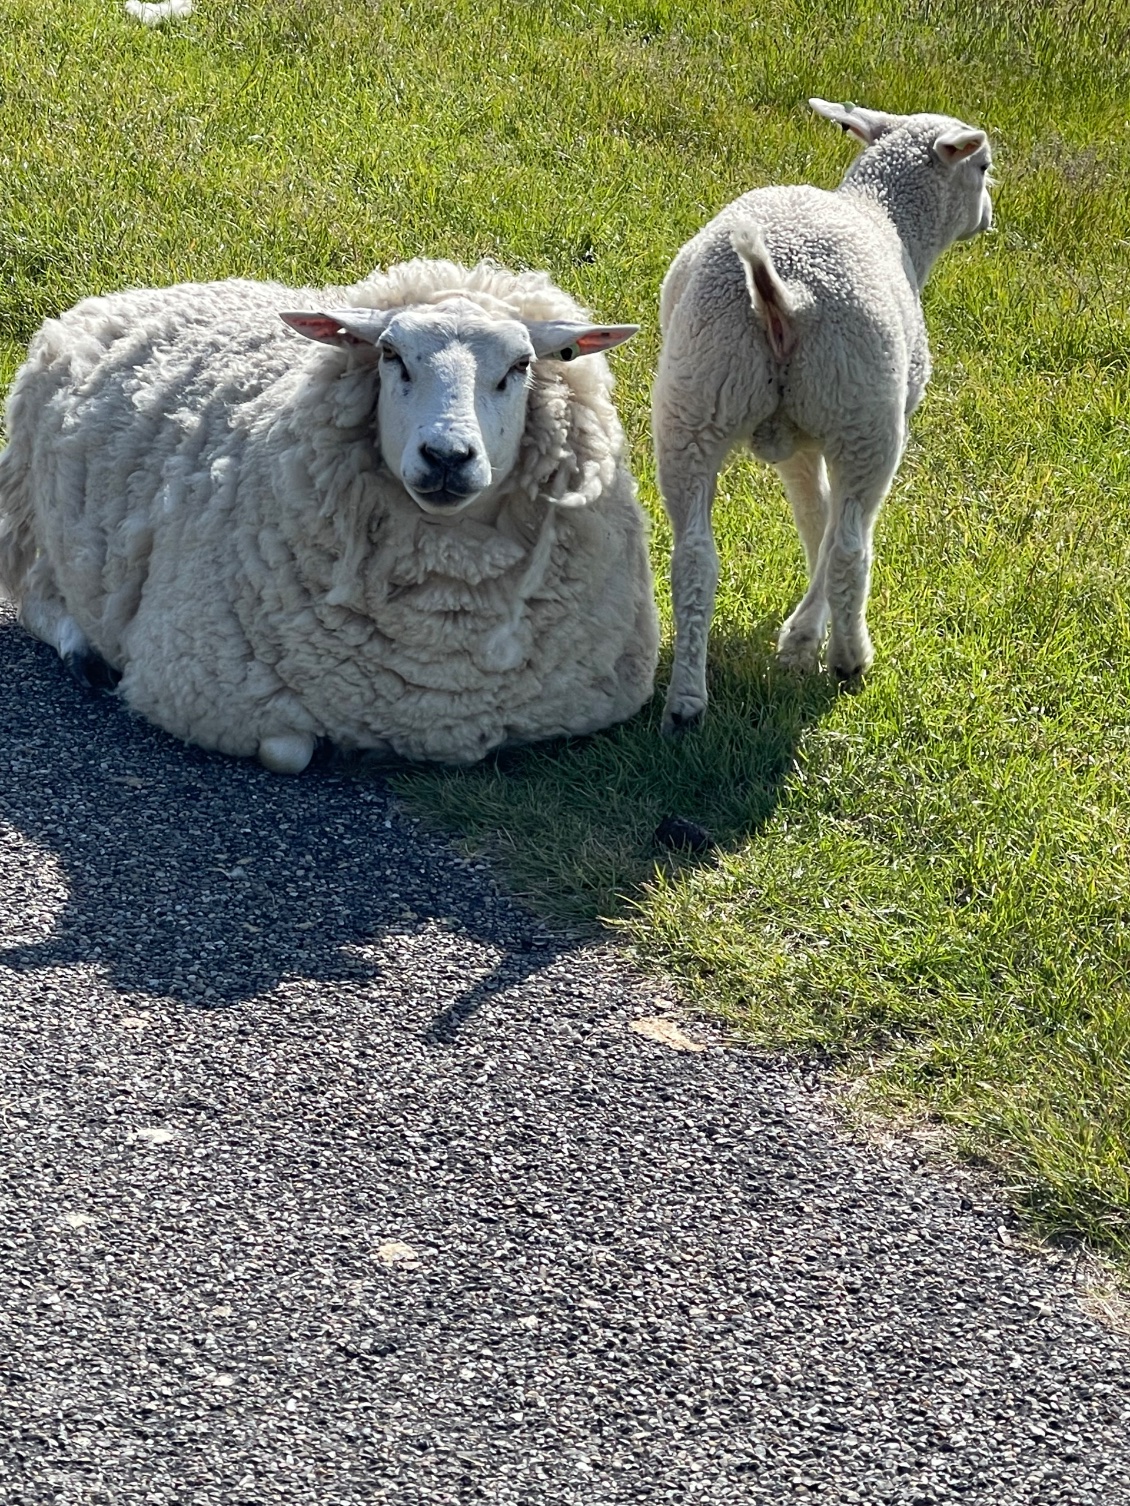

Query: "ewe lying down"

xmin=0 ymin=260 xmax=659 ymax=771
xmin=655 ymin=98 xmax=993 ymax=733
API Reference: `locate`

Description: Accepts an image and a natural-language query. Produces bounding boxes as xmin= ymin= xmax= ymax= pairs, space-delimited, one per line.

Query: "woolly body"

xmin=654 ymin=101 xmax=992 ymax=731
xmin=0 ymin=261 xmax=658 ymax=767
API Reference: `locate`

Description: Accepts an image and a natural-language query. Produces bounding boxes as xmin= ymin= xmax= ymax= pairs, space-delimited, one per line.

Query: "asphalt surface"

xmin=1 ymin=604 xmax=1128 ymax=1506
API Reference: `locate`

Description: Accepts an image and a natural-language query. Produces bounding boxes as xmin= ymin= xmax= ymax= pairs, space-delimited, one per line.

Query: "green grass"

xmin=2 ymin=0 xmax=1129 ymax=1259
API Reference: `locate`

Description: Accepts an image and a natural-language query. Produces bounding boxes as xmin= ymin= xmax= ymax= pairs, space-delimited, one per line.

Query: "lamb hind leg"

xmin=775 ymin=449 xmax=833 ymax=672
xmin=823 ymin=444 xmax=901 ymax=680
xmin=657 ymin=434 xmax=729 ymax=735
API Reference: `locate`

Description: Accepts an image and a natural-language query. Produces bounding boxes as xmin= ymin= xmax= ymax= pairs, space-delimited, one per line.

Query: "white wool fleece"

xmin=0 ymin=261 xmax=658 ymax=767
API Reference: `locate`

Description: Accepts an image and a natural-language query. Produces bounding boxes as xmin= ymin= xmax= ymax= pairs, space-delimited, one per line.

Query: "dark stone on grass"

xmin=654 ymin=814 xmax=714 ymax=852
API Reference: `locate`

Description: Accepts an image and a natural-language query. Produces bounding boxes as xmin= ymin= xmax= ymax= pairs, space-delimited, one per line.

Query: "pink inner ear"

xmin=279 ymin=312 xmax=364 ymax=345
xmin=936 ymin=133 xmax=986 ymax=165
xmin=575 ymin=326 xmax=638 ymax=354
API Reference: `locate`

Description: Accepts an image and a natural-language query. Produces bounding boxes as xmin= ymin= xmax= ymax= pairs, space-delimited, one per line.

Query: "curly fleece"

xmin=0 ymin=260 xmax=658 ymax=765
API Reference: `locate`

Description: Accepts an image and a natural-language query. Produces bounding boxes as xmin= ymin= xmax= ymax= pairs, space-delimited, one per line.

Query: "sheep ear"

xmin=809 ymin=98 xmax=901 ymax=145
xmin=280 ymin=309 xmax=392 ymax=347
xmin=933 ymin=127 xmax=989 ymax=166
xmin=526 ymin=322 xmax=639 ymax=361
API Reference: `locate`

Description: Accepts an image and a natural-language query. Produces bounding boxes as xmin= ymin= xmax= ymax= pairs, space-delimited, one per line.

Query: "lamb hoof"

xmin=830 ymin=661 xmax=870 ymax=687
xmin=258 ymin=733 xmax=316 ymax=775
xmin=63 ymin=649 xmax=122 ymax=692
xmin=827 ymin=638 xmax=874 ymax=684
xmin=775 ymin=627 xmax=822 ymax=674
xmin=661 ymin=700 xmax=705 ymax=737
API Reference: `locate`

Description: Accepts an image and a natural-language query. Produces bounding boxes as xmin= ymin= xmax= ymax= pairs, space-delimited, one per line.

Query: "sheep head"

xmin=811 ymin=98 xmax=993 ymax=284
xmin=282 ymin=299 xmax=637 ymax=516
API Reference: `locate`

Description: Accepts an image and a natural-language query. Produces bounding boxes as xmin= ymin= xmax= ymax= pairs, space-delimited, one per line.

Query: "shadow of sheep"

xmin=0 ymin=612 xmax=568 ymax=1041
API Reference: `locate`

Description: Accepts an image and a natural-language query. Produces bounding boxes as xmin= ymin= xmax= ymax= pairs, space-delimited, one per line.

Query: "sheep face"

xmin=932 ymin=125 xmax=993 ymax=241
xmin=281 ymin=299 xmax=638 ymax=518
xmin=375 ymin=300 xmax=534 ymax=515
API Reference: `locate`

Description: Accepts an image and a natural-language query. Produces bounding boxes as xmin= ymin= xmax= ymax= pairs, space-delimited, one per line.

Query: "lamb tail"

xmin=730 ymin=223 xmax=797 ymax=362
xmin=125 ymin=0 xmax=194 ymax=24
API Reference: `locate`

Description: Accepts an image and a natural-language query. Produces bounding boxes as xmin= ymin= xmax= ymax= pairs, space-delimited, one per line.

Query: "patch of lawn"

xmin=2 ymin=0 xmax=1129 ymax=1259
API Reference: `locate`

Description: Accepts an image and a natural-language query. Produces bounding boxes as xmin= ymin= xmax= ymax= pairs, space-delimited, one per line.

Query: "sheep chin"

xmin=407 ymin=487 xmax=486 ymax=518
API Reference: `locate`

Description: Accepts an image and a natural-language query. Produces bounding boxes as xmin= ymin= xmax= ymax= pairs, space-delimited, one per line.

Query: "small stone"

xmin=654 ymin=815 xmax=713 ymax=853
xmin=376 ymin=1240 xmax=420 ymax=1268
xmin=630 ymin=1017 xmax=707 ymax=1052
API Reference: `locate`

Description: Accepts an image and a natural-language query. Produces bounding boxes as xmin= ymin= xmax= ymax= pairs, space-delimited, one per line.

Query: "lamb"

xmin=0 ymin=259 xmax=659 ymax=772
xmin=653 ymin=97 xmax=993 ymax=733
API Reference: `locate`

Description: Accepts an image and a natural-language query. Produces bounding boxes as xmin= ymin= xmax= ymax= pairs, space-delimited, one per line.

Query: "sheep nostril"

xmin=420 ymin=440 xmax=476 ymax=468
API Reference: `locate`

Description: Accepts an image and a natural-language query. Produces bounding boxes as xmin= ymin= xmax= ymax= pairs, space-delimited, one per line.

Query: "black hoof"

xmin=831 ymin=664 xmax=867 ymax=690
xmin=63 ymin=649 xmax=122 ymax=692
xmin=662 ymin=709 xmax=704 ymax=738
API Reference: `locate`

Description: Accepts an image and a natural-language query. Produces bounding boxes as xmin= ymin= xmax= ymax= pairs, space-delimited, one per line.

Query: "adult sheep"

xmin=0 ymin=259 xmax=659 ymax=771
xmin=654 ymin=98 xmax=993 ymax=733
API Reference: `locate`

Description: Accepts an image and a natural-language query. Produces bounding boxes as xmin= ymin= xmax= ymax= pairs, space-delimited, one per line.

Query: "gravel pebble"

xmin=0 ymin=610 xmax=1127 ymax=1505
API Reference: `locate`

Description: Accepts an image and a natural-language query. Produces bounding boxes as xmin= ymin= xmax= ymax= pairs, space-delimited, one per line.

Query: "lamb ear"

xmin=933 ymin=127 xmax=989 ymax=166
xmin=809 ymin=97 xmax=902 ymax=145
xmin=280 ymin=309 xmax=393 ymax=347
xmin=525 ymin=321 xmax=639 ymax=361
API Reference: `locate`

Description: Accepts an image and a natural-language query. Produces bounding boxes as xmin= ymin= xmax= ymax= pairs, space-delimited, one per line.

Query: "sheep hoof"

xmin=661 ymin=698 xmax=706 ymax=737
xmin=258 ymin=733 xmax=316 ymax=775
xmin=63 ymin=649 xmax=122 ymax=692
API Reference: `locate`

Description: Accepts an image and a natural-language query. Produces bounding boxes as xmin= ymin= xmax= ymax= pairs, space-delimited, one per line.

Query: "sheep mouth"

xmin=407 ymin=483 xmax=483 ymax=514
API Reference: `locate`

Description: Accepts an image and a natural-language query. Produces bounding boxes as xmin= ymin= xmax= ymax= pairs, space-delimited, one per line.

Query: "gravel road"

xmin=1 ymin=607 xmax=1127 ymax=1506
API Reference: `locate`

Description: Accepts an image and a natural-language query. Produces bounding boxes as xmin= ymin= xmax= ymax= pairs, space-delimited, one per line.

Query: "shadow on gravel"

xmin=0 ymin=618 xmax=569 ymax=1032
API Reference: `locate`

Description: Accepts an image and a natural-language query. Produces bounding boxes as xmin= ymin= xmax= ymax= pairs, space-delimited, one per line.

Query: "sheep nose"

xmin=420 ymin=439 xmax=477 ymax=468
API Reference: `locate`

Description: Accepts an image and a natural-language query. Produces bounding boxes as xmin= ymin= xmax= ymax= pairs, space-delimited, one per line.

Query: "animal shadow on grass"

xmin=394 ymin=617 xmax=843 ymax=921
xmin=0 ymin=618 xmax=571 ymax=1044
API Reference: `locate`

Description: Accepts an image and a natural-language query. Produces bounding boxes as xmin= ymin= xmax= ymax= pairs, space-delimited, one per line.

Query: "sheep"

xmin=124 ymin=1 xmax=193 ymax=22
xmin=0 ymin=259 xmax=659 ymax=772
xmin=653 ymin=97 xmax=993 ymax=733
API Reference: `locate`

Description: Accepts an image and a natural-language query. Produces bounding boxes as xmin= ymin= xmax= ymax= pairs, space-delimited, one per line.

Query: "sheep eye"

xmin=497 ymin=359 xmax=530 ymax=392
xmin=379 ymin=347 xmax=410 ymax=380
